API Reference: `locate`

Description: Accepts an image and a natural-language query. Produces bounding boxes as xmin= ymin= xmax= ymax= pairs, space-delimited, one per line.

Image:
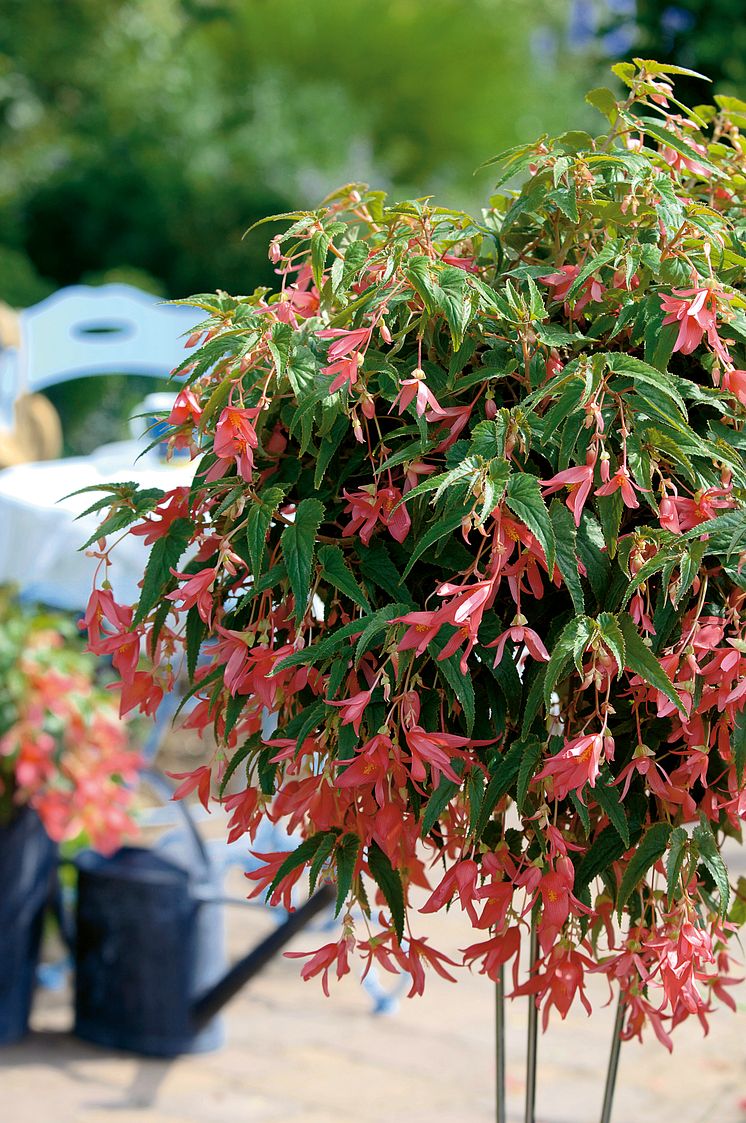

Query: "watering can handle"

xmin=141 ymin=767 xmax=212 ymax=871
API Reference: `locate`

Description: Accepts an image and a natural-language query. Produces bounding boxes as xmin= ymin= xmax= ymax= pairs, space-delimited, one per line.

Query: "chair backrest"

xmin=21 ymin=283 xmax=199 ymax=390
xmin=0 ymin=283 xmax=199 ymax=429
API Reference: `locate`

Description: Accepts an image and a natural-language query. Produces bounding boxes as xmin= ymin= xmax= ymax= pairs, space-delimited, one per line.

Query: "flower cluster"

xmin=82 ymin=60 xmax=746 ymax=1046
xmin=0 ymin=591 xmax=141 ymax=852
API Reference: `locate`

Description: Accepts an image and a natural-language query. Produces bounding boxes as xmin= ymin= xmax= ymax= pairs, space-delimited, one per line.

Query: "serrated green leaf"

xmin=597 ymin=612 xmax=625 ymax=678
xmin=565 ymin=242 xmax=619 ymax=303
xmin=402 ymin=511 xmax=465 ymax=579
xmin=617 ymin=821 xmax=672 ymax=918
xmin=185 ymin=605 xmax=205 ymax=682
xmin=318 ymin=544 xmax=371 ymax=612
xmin=355 ymin=602 xmax=412 ymax=667
xmin=666 ymin=826 xmax=689 ymax=903
xmin=505 ymin=473 xmax=556 ymax=576
xmin=280 ymin=498 xmax=325 ymax=623
xmin=594 ymin=778 xmax=630 ymax=848
xmin=543 ymin=617 xmax=582 ymax=709
xmin=575 ymin=824 xmax=627 ymax=890
xmin=733 ymin=707 xmax=746 ymax=787
xmin=309 ymin=831 xmax=337 ymax=893
xmin=267 ymin=832 xmax=332 ymax=898
xmin=549 ymin=502 xmax=585 ymax=613
xmin=473 ymin=739 xmax=525 ymax=839
xmin=429 ymin=634 xmax=475 ymax=734
xmin=693 ymin=820 xmax=730 ymax=918
xmin=420 ymin=761 xmax=465 ymax=838
xmin=368 ymin=841 xmax=404 ymax=943
xmin=134 ymin=517 xmax=193 ymax=625
xmin=617 ymin=612 xmax=685 ymax=714
xmin=334 ymin=833 xmax=360 ymax=914
xmin=246 ymin=485 xmax=286 ymax=577
xmin=219 ymin=732 xmax=263 ymax=797
xmin=516 ymin=737 xmax=542 ymax=811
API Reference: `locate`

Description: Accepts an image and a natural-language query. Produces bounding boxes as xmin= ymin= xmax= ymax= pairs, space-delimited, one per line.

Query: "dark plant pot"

xmin=73 ymin=847 xmax=225 ymax=1057
xmin=0 ymin=806 xmax=57 ymax=1045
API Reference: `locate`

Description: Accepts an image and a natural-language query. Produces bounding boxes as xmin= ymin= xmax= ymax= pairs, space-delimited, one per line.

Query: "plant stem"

xmin=496 ymin=966 xmax=506 ymax=1123
xmin=599 ymin=991 xmax=626 ymax=1123
xmin=524 ymin=919 xmax=538 ymax=1123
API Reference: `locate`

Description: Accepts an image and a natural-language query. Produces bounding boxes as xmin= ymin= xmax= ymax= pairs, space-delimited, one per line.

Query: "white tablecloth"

xmin=0 ymin=441 xmax=196 ymax=611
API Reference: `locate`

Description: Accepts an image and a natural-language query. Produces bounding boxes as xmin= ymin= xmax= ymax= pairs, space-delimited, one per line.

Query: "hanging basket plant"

xmin=83 ymin=59 xmax=746 ymax=1047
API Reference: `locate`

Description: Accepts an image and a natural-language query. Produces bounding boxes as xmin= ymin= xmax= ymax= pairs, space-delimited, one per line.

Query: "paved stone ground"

xmin=1 ymin=828 xmax=745 ymax=1123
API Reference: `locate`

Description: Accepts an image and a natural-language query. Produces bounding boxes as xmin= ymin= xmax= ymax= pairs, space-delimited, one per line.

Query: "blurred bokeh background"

xmin=1 ymin=0 xmax=744 ymax=451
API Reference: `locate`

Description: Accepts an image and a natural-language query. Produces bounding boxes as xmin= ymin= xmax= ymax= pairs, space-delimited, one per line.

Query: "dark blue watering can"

xmin=0 ymin=806 xmax=57 ymax=1044
xmin=72 ymin=771 xmax=333 ymax=1057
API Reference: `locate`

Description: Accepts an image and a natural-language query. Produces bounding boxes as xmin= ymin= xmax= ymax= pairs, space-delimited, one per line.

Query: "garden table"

xmin=0 ymin=440 xmax=195 ymax=611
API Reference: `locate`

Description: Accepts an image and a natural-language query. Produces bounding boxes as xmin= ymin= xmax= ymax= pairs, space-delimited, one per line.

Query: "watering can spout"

xmin=191 ymin=883 xmax=335 ymax=1031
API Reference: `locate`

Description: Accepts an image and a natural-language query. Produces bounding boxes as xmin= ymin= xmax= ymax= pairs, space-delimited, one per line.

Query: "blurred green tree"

xmin=0 ymin=0 xmax=591 ymax=302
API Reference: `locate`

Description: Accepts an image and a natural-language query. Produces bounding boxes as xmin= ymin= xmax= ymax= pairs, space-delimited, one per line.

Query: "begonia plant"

xmin=83 ymin=60 xmax=746 ymax=1047
xmin=0 ymin=590 xmax=141 ymax=852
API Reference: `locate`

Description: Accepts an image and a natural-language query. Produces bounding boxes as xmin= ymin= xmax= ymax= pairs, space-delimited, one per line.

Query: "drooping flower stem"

xmin=524 ymin=918 xmax=539 ymax=1123
xmin=599 ymin=992 xmax=626 ymax=1123
xmin=495 ymin=966 xmax=506 ymax=1123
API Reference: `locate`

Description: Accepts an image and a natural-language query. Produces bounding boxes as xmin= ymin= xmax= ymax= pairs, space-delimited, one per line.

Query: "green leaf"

xmin=310 ymin=229 xmax=330 ymax=290
xmin=438 ymin=265 xmax=474 ymax=349
xmin=134 ymin=517 xmax=193 ymax=625
xmin=246 ymin=485 xmax=286 ymax=577
xmin=267 ymin=832 xmax=333 ymax=898
xmin=604 ymin=352 xmax=687 ymax=417
xmin=219 ymin=732 xmax=262 ymax=797
xmin=318 ymin=544 xmax=371 ymax=612
xmin=420 ymin=762 xmax=465 ymax=838
xmin=473 ymin=739 xmax=525 ymax=839
xmin=693 ymin=820 xmax=730 ymax=918
xmin=359 ymin=541 xmax=409 ymax=602
xmin=565 ymin=242 xmax=619 ymax=303
xmin=733 ymin=707 xmax=746 ymax=787
xmin=575 ymin=824 xmax=627 ymax=890
xmin=543 ymin=617 xmax=583 ymax=709
xmin=617 ymin=821 xmax=672 ymax=918
xmin=334 ymin=833 xmax=360 ymax=915
xmin=596 ymin=489 xmax=623 ymax=558
xmin=585 ymin=86 xmax=618 ymax=122
xmin=354 ymin=602 xmax=412 ymax=667
xmin=185 ymin=604 xmax=206 ymax=682
xmin=280 ymin=498 xmax=325 ymax=623
xmin=309 ymin=831 xmax=337 ymax=893
xmin=269 ymin=321 xmax=293 ymax=376
xmin=516 ymin=737 xmax=542 ymax=812
xmin=597 ymin=612 xmax=625 ymax=678
xmin=549 ymin=502 xmax=585 ymax=614
xmin=402 ymin=511 xmax=465 ymax=579
xmin=594 ymin=777 xmax=629 ymax=848
xmin=617 ymin=612 xmax=686 ymax=714
xmin=505 ymin=473 xmax=556 ymax=576
xmin=367 ymin=841 xmax=405 ymax=944
xmin=666 ymin=826 xmax=689 ymax=903
xmin=639 ymin=118 xmax=721 ymax=179
xmin=430 ymin=634 xmax=475 ymax=734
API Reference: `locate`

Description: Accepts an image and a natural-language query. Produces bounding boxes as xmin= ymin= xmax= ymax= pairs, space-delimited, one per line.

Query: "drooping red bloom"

xmin=285 ymin=937 xmax=352 ymax=997
xmin=342 ymin=487 xmax=411 ymax=545
xmin=211 ymin=405 xmax=261 ymax=481
xmin=166 ymin=566 xmax=217 ymax=625
xmin=541 ymin=456 xmax=596 ymax=526
xmin=535 ymin=732 xmax=614 ymax=802
xmin=166 ymin=764 xmax=212 ymax=812
xmin=660 ymin=285 xmax=730 ymax=362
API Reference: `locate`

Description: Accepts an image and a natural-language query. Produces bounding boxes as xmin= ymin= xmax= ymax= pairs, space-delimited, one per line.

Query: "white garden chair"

xmin=0 ymin=283 xmax=199 ymax=431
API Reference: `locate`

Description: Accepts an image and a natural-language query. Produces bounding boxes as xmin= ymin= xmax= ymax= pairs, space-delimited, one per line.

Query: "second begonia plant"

xmin=83 ymin=60 xmax=746 ymax=1048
